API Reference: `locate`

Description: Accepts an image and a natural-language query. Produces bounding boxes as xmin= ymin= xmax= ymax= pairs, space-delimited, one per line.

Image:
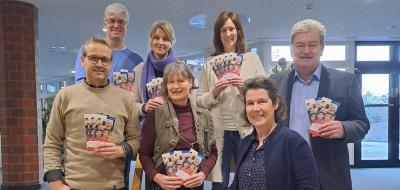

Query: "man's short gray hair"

xmin=104 ymin=3 xmax=129 ymax=24
xmin=291 ymin=19 xmax=325 ymax=46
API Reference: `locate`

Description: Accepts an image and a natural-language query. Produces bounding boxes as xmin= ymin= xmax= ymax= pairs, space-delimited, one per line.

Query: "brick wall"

xmin=0 ymin=1 xmax=41 ymax=189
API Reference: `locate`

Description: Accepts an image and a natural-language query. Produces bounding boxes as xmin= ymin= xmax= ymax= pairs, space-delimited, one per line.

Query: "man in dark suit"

xmin=270 ymin=19 xmax=370 ymax=190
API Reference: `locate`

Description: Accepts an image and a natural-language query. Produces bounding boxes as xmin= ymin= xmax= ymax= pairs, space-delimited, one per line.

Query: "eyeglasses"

xmin=85 ymin=55 xmax=112 ymax=65
xmin=106 ymin=19 xmax=127 ymax=26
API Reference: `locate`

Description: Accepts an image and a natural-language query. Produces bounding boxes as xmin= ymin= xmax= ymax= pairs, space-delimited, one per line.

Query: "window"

xmin=250 ymin=47 xmax=257 ymax=54
xmin=59 ymin=81 xmax=67 ymax=89
xmin=185 ymin=57 xmax=204 ymax=80
xmin=321 ymin=45 xmax=346 ymax=61
xmin=271 ymin=46 xmax=293 ymax=62
xmin=186 ymin=57 xmax=203 ymax=66
xmin=357 ymin=46 xmax=390 ymax=61
xmin=46 ymin=84 xmax=56 ymax=93
xmin=336 ymin=68 xmax=346 ymax=71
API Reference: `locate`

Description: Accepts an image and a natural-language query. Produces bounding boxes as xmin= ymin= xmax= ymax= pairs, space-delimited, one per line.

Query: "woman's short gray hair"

xmin=104 ymin=3 xmax=129 ymax=24
xmin=160 ymin=61 xmax=194 ymax=99
xmin=291 ymin=19 xmax=325 ymax=46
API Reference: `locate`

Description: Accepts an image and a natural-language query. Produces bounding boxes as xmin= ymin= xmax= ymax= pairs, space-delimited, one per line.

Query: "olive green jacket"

xmin=152 ymin=98 xmax=216 ymax=168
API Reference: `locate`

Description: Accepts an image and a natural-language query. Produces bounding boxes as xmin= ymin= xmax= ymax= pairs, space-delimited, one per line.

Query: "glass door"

xmin=354 ymin=42 xmax=400 ymax=167
xmin=361 ymin=74 xmax=390 ymax=161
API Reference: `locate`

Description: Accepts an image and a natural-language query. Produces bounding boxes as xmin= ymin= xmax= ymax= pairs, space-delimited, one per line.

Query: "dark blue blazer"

xmin=270 ymin=65 xmax=370 ymax=190
xmin=230 ymin=125 xmax=320 ymax=190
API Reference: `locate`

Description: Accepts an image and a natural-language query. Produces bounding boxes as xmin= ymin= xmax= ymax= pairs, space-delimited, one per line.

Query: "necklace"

xmin=258 ymin=123 xmax=277 ymax=144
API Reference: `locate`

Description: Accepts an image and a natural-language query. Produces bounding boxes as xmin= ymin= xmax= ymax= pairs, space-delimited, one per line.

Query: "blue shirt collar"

xmin=293 ymin=63 xmax=322 ymax=83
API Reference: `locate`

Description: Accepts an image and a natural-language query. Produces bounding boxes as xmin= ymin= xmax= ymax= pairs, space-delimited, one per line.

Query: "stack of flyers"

xmin=146 ymin=77 xmax=163 ymax=99
xmin=161 ymin=149 xmax=204 ymax=180
xmin=112 ymin=69 xmax=135 ymax=93
xmin=84 ymin=113 xmax=115 ymax=151
xmin=306 ymin=97 xmax=339 ymax=137
xmin=208 ymin=52 xmax=242 ymax=79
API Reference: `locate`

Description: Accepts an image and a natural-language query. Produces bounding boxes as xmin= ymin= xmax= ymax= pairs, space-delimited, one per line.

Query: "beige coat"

xmin=196 ymin=52 xmax=266 ymax=182
xmin=133 ymin=62 xmax=146 ymax=116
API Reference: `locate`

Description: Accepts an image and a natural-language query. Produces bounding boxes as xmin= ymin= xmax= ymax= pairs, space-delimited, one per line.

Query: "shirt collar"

xmin=84 ymin=79 xmax=110 ymax=88
xmin=293 ymin=63 xmax=322 ymax=83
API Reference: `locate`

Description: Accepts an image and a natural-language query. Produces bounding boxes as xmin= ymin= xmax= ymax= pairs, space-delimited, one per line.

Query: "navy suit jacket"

xmin=270 ymin=65 xmax=370 ymax=190
xmin=230 ymin=125 xmax=320 ymax=190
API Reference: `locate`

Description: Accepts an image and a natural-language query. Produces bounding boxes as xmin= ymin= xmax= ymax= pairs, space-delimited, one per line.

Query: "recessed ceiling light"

xmin=189 ymin=14 xmax=206 ymax=29
xmin=49 ymin=46 xmax=57 ymax=52
xmin=59 ymin=47 xmax=66 ymax=54
xmin=49 ymin=46 xmax=68 ymax=54
xmin=71 ymin=70 xmax=76 ymax=74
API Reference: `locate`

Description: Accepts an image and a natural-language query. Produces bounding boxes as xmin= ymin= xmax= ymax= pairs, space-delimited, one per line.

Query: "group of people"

xmin=43 ymin=2 xmax=370 ymax=190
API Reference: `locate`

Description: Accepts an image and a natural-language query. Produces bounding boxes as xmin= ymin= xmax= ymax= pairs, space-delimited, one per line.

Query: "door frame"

xmin=353 ymin=41 xmax=400 ymax=167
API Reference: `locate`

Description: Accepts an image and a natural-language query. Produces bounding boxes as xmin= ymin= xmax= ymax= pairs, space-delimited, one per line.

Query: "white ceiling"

xmin=20 ymin=0 xmax=400 ymax=81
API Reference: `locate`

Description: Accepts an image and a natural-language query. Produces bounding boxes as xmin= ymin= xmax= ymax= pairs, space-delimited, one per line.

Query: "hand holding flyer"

xmin=306 ymin=97 xmax=339 ymax=137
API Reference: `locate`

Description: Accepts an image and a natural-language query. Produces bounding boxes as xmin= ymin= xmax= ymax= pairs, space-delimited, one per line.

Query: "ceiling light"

xmin=49 ymin=46 xmax=57 ymax=52
xmin=59 ymin=47 xmax=66 ymax=54
xmin=49 ymin=46 xmax=68 ymax=54
xmin=189 ymin=14 xmax=206 ymax=29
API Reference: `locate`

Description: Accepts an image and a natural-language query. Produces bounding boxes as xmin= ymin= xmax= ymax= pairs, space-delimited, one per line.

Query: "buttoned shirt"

xmin=237 ymin=133 xmax=267 ymax=190
xmin=289 ymin=63 xmax=321 ymax=145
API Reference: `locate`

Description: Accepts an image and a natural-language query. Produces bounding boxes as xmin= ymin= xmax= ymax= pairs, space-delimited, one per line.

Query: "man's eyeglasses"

xmin=106 ymin=19 xmax=127 ymax=26
xmin=85 ymin=55 xmax=112 ymax=65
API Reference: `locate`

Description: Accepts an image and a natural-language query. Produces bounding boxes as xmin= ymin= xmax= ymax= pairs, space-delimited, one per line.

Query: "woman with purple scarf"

xmin=133 ymin=20 xmax=177 ymax=116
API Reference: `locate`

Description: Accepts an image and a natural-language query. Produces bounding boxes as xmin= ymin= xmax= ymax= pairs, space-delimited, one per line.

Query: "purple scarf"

xmin=141 ymin=49 xmax=176 ymax=102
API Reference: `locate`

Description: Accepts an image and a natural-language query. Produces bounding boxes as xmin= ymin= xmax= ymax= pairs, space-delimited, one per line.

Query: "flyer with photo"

xmin=208 ymin=52 xmax=242 ymax=79
xmin=112 ymin=69 xmax=134 ymax=93
xmin=84 ymin=113 xmax=115 ymax=151
xmin=146 ymin=77 xmax=163 ymax=99
xmin=161 ymin=149 xmax=204 ymax=180
xmin=306 ymin=97 xmax=339 ymax=137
